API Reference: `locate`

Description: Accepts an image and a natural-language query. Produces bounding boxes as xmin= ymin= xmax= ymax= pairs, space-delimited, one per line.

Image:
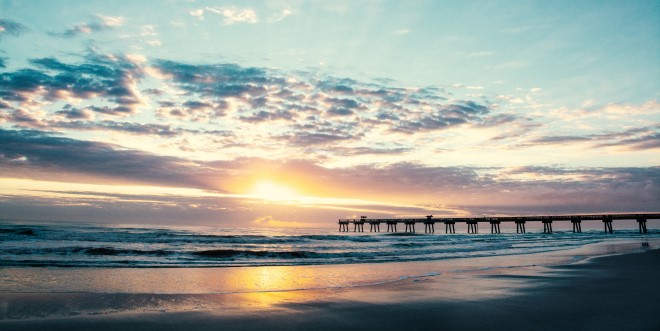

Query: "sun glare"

xmin=250 ymin=181 xmax=300 ymax=201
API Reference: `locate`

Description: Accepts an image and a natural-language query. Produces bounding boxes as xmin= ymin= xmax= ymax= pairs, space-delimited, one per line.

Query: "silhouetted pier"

xmin=338 ymin=213 xmax=659 ymax=234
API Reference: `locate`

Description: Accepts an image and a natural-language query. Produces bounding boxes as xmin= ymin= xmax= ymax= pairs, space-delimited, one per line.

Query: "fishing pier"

xmin=338 ymin=213 xmax=660 ymax=234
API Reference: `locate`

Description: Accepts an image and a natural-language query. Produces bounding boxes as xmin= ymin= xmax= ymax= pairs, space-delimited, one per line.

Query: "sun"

xmin=250 ymin=181 xmax=300 ymax=201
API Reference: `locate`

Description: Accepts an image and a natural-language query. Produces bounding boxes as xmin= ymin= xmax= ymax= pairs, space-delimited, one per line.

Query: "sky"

xmin=0 ymin=0 xmax=658 ymax=227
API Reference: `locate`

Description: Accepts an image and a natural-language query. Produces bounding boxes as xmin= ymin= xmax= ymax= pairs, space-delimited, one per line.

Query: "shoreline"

xmin=1 ymin=240 xmax=659 ymax=330
xmin=1 ymin=239 xmax=656 ymax=295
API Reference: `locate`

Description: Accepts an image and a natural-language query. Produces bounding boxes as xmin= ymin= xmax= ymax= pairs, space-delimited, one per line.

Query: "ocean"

xmin=1 ymin=220 xmax=657 ymax=268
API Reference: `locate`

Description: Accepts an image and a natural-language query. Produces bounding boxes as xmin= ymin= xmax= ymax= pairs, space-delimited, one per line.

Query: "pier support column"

xmin=490 ymin=221 xmax=501 ymax=234
xmin=637 ymin=218 xmax=648 ymax=234
xmin=515 ymin=220 xmax=526 ymax=233
xmin=354 ymin=222 xmax=365 ymax=232
xmin=542 ymin=220 xmax=553 ymax=234
xmin=339 ymin=221 xmax=349 ymax=232
xmin=369 ymin=222 xmax=381 ymax=232
xmin=405 ymin=221 xmax=416 ymax=233
xmin=387 ymin=222 xmax=398 ymax=232
xmin=424 ymin=216 xmax=434 ymax=234
xmin=467 ymin=221 xmax=478 ymax=234
xmin=445 ymin=222 xmax=455 ymax=234
xmin=571 ymin=219 xmax=582 ymax=233
xmin=602 ymin=218 xmax=613 ymax=234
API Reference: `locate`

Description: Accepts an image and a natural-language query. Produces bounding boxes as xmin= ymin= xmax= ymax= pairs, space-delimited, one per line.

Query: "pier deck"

xmin=338 ymin=213 xmax=660 ymax=234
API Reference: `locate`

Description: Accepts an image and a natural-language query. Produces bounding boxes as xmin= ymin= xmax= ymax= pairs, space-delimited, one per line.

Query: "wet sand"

xmin=1 ymin=243 xmax=659 ymax=331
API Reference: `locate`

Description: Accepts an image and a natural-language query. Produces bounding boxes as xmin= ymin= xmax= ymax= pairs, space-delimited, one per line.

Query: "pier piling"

xmin=445 ymin=221 xmax=456 ymax=234
xmin=542 ymin=220 xmax=553 ymax=234
xmin=571 ymin=218 xmax=582 ymax=233
xmin=405 ymin=220 xmax=416 ymax=233
xmin=490 ymin=221 xmax=501 ymax=234
xmin=637 ymin=218 xmax=648 ymax=234
xmin=386 ymin=221 xmax=397 ymax=232
xmin=602 ymin=217 xmax=613 ymax=234
xmin=515 ymin=220 xmax=526 ymax=233
xmin=424 ymin=215 xmax=435 ymax=233
xmin=467 ymin=221 xmax=478 ymax=234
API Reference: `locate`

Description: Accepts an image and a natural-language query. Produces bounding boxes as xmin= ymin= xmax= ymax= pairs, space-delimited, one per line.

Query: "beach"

xmin=1 ymin=240 xmax=659 ymax=331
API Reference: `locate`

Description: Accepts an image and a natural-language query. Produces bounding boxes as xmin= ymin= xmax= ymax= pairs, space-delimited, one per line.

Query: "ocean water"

xmin=0 ymin=221 xmax=658 ymax=268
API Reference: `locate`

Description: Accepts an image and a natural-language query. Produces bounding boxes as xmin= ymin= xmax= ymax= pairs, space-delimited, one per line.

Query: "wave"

xmin=391 ymin=242 xmax=428 ymax=248
xmin=81 ymin=247 xmax=174 ymax=256
xmin=0 ymin=228 xmax=36 ymax=236
xmin=192 ymin=249 xmax=325 ymax=259
xmin=1 ymin=221 xmax=657 ymax=268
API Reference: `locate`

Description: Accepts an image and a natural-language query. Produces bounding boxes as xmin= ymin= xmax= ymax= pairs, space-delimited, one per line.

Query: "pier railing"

xmin=337 ymin=213 xmax=660 ymax=234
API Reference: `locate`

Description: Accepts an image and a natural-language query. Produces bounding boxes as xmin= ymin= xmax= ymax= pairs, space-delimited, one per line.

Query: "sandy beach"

xmin=1 ymin=240 xmax=659 ymax=331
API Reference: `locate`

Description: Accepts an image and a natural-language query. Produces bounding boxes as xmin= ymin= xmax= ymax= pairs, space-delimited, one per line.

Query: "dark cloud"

xmin=154 ymin=60 xmax=279 ymax=99
xmin=391 ymin=101 xmax=492 ymax=133
xmin=157 ymin=99 xmax=228 ymax=121
xmin=0 ymin=56 xmax=7 ymax=68
xmin=527 ymin=126 xmax=659 ymax=151
xmin=146 ymin=59 xmax=520 ymax=147
xmin=0 ymin=128 xmax=225 ymax=189
xmin=282 ymin=121 xmax=362 ymax=146
xmin=477 ymin=113 xmax=520 ymax=127
xmin=327 ymin=146 xmax=412 ymax=156
xmin=284 ymin=132 xmax=356 ymax=146
xmin=326 ymin=107 xmax=354 ymax=116
xmin=613 ymin=133 xmax=660 ymax=150
xmin=326 ymin=97 xmax=360 ymax=109
xmin=0 ymin=54 xmax=144 ymax=114
xmin=530 ymin=136 xmax=591 ymax=144
xmin=0 ymin=19 xmax=29 ymax=38
xmin=239 ymin=110 xmax=294 ymax=123
xmin=55 ymin=121 xmax=181 ymax=137
xmin=1 ymin=109 xmax=46 ymax=127
xmin=55 ymin=107 xmax=93 ymax=120
xmin=142 ymin=88 xmax=164 ymax=96
xmin=183 ymin=100 xmax=214 ymax=110
xmin=593 ymin=130 xmax=660 ymax=151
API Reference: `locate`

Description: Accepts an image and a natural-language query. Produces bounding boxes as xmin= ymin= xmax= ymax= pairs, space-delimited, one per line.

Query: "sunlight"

xmin=250 ymin=181 xmax=300 ymax=201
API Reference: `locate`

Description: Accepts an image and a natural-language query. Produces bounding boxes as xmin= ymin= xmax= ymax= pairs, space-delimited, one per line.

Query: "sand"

xmin=1 ymin=242 xmax=659 ymax=331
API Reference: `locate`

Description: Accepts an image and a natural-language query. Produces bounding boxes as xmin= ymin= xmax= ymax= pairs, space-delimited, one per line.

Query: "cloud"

xmin=0 ymin=19 xmax=29 ymax=38
xmin=530 ymin=135 xmax=591 ymax=144
xmin=394 ymin=29 xmax=410 ymax=35
xmin=527 ymin=126 xmax=660 ymax=151
xmin=392 ymin=101 xmax=491 ymax=133
xmin=326 ymin=146 xmax=412 ymax=156
xmin=139 ymin=59 xmax=514 ymax=153
xmin=55 ymin=106 xmax=94 ymax=120
xmin=191 ymin=7 xmax=259 ymax=25
xmin=0 ymin=128 xmax=224 ymax=189
xmin=52 ymin=15 xmax=125 ymax=38
xmin=0 ymin=52 xmax=145 ymax=114
xmin=239 ymin=109 xmax=294 ymax=123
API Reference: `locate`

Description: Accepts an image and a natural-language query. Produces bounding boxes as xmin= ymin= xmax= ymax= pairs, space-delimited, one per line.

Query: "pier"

xmin=338 ymin=213 xmax=660 ymax=234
